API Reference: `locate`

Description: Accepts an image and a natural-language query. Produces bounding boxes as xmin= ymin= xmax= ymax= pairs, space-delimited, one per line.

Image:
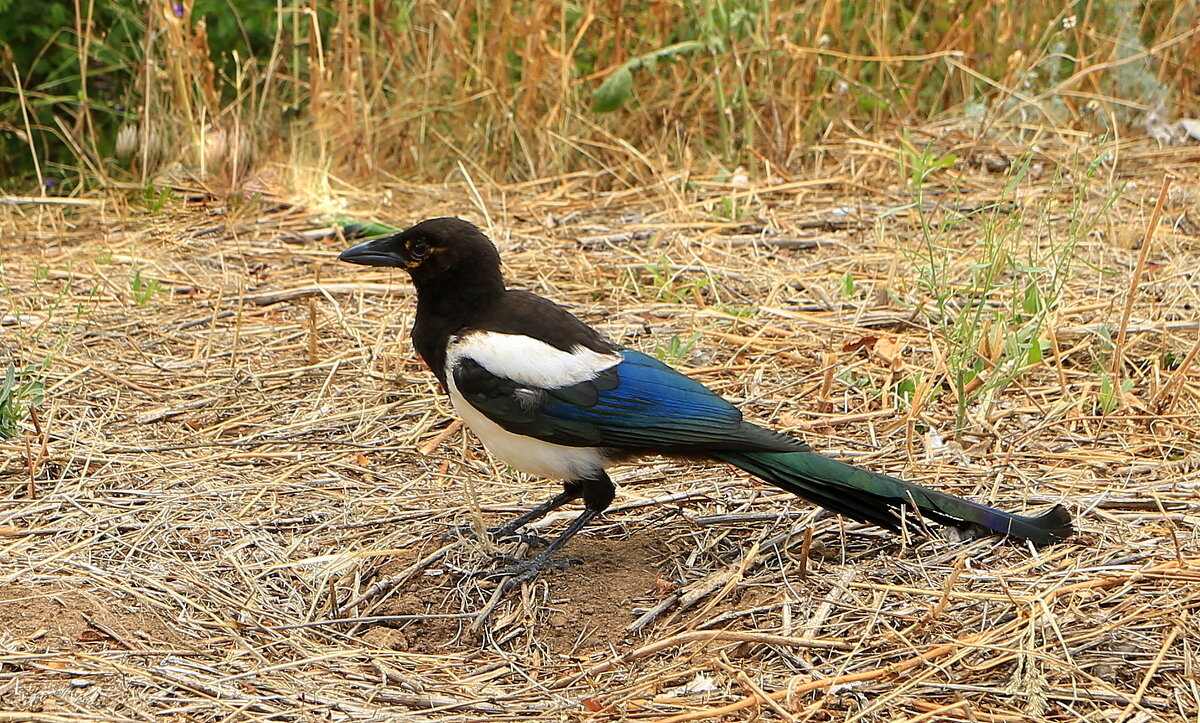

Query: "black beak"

xmin=338 ymin=235 xmax=406 ymax=268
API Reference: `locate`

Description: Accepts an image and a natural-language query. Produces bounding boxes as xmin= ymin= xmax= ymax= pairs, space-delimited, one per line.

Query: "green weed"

xmin=130 ymin=267 xmax=163 ymax=306
xmin=837 ymin=368 xmax=874 ymax=391
xmin=655 ymin=332 xmax=703 ymax=365
xmin=640 ymin=256 xmax=712 ymax=304
xmin=897 ymin=146 xmax=1121 ymax=433
xmin=0 ymin=363 xmax=45 ymax=440
xmin=591 ymin=40 xmax=708 ymax=113
xmin=717 ymin=304 xmax=756 ymax=318
xmin=143 ymin=186 xmax=178 ymax=214
xmin=1097 ymin=373 xmax=1135 ymax=416
xmin=894 ymin=376 xmax=917 ymax=407
xmin=839 ymin=271 xmax=856 ymax=300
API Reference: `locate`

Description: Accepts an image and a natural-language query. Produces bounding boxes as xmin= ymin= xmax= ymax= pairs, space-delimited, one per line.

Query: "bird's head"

xmin=338 ymin=217 xmax=503 ymax=291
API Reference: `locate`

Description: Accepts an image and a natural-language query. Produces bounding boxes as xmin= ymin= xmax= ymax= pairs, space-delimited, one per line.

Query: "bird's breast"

xmin=444 ymin=370 xmax=606 ymax=480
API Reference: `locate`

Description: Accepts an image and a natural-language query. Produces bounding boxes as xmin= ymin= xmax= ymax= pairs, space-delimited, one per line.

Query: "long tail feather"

xmin=715 ymin=450 xmax=1072 ymax=545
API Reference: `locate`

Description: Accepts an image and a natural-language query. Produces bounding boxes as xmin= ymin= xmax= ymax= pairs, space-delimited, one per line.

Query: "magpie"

xmin=339 ymin=218 xmax=1072 ymax=582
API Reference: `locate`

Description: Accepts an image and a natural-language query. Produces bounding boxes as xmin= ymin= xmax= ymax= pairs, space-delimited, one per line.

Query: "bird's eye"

xmin=407 ymin=239 xmax=431 ymax=258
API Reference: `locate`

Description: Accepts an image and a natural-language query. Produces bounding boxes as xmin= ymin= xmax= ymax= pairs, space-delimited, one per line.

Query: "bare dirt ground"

xmin=2 ymin=135 xmax=1199 ymax=720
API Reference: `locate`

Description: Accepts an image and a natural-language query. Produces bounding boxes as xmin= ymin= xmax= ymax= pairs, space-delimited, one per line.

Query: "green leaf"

xmin=1022 ymin=282 xmax=1042 ymax=314
xmin=1 ymin=365 xmax=14 ymax=399
xmin=337 ymin=218 xmax=399 ymax=239
xmin=933 ymin=152 xmax=958 ymax=169
xmin=592 ymin=66 xmax=633 ymax=113
xmin=840 ymin=271 xmax=855 ymax=299
xmin=591 ymin=41 xmax=707 ymax=114
xmin=1027 ymin=338 xmax=1048 ymax=364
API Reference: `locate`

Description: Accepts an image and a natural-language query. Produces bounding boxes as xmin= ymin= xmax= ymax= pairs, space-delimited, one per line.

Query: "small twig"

xmin=470 ymin=578 xmax=518 ymax=634
xmin=731 ymin=666 xmax=799 ymax=723
xmin=218 ymin=282 xmax=413 ymax=307
xmin=905 ymin=701 xmax=974 ymax=722
xmin=1 ymin=196 xmax=106 ymax=206
xmin=628 ymin=549 xmax=752 ymax=633
xmin=1151 ymin=331 xmax=1200 ymax=413
xmin=23 ymin=433 xmax=35 ymax=500
xmin=369 ymin=691 xmax=506 ymax=714
xmin=797 ymin=527 xmax=813 ymax=580
xmin=915 ymin=554 xmax=966 ymax=630
xmin=797 ymin=569 xmax=856 ymax=641
xmin=267 ymin=611 xmax=480 ymax=631
xmin=575 ymin=231 xmax=653 ymax=247
xmin=134 ymin=397 xmax=217 ymax=424
xmin=1111 ymin=176 xmax=1171 ymax=386
xmin=337 ymin=540 xmax=463 ymax=616
xmin=307 ymin=297 xmax=319 ymax=365
xmin=419 ymin=419 xmax=463 ymax=455
xmin=148 ymin=663 xmax=282 ymax=715
xmin=683 ymin=541 xmax=760 ymax=626
xmin=549 ymin=630 xmax=850 ymax=690
xmin=1117 ymin=624 xmax=1181 ymax=721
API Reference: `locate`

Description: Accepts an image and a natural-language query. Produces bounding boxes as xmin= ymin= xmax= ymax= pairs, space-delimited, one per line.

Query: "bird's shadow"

xmin=347 ymin=514 xmax=992 ymax=656
xmin=354 ymin=525 xmax=675 ymax=656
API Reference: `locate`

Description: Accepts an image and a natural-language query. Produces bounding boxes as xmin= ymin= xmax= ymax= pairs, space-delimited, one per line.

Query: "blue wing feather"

xmin=453 ymin=348 xmax=799 ymax=453
xmin=543 ymin=350 xmax=742 ymax=427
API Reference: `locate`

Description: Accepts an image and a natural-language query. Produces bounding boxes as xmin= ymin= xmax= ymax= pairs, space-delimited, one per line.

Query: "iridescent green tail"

xmin=715 ymin=450 xmax=1072 ymax=544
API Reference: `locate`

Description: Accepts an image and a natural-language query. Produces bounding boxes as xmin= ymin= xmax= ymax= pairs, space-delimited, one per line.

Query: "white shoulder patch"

xmin=446 ymin=331 xmax=621 ymax=389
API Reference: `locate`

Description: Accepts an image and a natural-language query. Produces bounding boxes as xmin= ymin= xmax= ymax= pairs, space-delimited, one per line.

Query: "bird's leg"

xmin=477 ymin=470 xmax=613 ymax=586
xmin=446 ymin=480 xmax=582 ymax=546
xmin=487 ymin=480 xmax=583 ymax=542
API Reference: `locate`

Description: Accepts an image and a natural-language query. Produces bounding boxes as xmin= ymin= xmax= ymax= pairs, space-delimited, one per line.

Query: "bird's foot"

xmin=490 ymin=527 xmax=552 ymax=548
xmin=442 ymin=524 xmax=551 ymax=548
xmin=474 ymin=554 xmax=582 ymax=584
xmin=467 ymin=554 xmax=582 ymax=633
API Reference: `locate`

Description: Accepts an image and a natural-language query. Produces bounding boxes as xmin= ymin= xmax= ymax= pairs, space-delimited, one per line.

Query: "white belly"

xmin=446 ymin=377 xmax=606 ymax=480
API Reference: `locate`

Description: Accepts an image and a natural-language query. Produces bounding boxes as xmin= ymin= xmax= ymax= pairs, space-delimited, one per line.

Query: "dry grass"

xmin=7 ymin=0 xmax=1198 ymax=193
xmin=2 ymin=130 xmax=1199 ymax=720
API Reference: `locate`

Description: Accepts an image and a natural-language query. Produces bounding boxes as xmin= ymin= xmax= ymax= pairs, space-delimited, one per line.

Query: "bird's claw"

xmin=474 ymin=555 xmax=582 ymax=582
xmin=493 ymin=530 xmax=553 ymax=547
xmin=441 ymin=524 xmax=551 ymax=548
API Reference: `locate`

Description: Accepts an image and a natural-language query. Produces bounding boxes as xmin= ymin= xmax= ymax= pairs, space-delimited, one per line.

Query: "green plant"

xmin=717 ymin=304 xmax=756 ymax=318
xmin=591 ymin=40 xmax=708 ymax=113
xmin=839 ymin=271 xmax=856 ymax=300
xmin=0 ymin=363 xmax=45 ymax=440
xmin=894 ymin=376 xmax=917 ymax=407
xmin=837 ymin=368 xmax=874 ymax=391
xmin=713 ymin=195 xmax=744 ymax=221
xmin=640 ymin=256 xmax=713 ymax=304
xmin=591 ymin=0 xmax=759 ymax=125
xmin=143 ymin=186 xmax=177 ymax=214
xmin=130 ymin=267 xmax=163 ymax=306
xmin=655 ymin=332 xmax=703 ymax=364
xmin=897 ymin=147 xmax=1121 ymax=433
xmin=1097 ymin=373 xmax=1135 ymax=415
